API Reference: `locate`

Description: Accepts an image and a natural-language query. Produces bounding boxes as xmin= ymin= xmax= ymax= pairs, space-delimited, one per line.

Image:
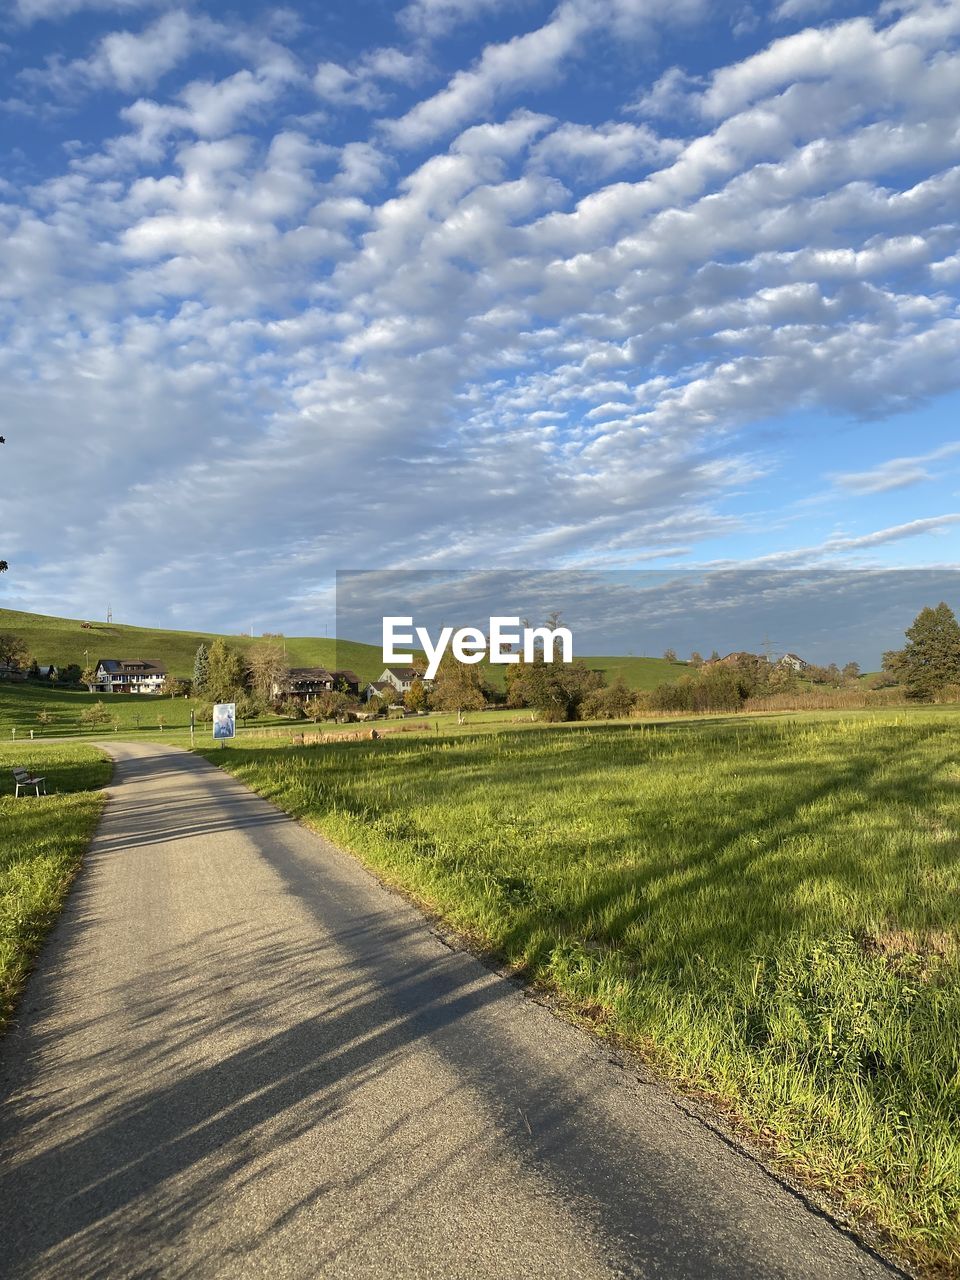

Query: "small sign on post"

xmin=212 ymin=702 xmax=236 ymax=748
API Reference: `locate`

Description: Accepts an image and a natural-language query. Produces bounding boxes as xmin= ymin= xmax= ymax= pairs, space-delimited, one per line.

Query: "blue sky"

xmin=1 ymin=0 xmax=959 ymax=637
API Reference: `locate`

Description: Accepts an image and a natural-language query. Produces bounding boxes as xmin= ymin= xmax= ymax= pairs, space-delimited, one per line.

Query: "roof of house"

xmin=96 ymin=659 xmax=167 ymax=675
xmin=286 ymin=667 xmax=333 ymax=680
xmin=332 ymin=668 xmax=360 ymax=684
xmin=383 ymin=666 xmax=420 ymax=680
xmin=780 ymin=652 xmax=806 ymax=663
xmin=367 ymin=680 xmax=393 ymax=692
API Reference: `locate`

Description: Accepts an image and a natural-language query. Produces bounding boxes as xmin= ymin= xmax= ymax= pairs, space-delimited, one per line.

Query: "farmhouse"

xmin=273 ymin=667 xmax=362 ymax=701
xmin=365 ymin=679 xmax=395 ymax=702
xmin=92 ymin=659 xmax=167 ymax=694
xmin=379 ymin=666 xmax=423 ymax=693
xmin=778 ymin=652 xmax=808 ymax=672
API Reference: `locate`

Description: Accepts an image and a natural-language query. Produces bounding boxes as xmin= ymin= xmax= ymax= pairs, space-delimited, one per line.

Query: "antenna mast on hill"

xmin=106 ymin=603 xmax=113 ymax=624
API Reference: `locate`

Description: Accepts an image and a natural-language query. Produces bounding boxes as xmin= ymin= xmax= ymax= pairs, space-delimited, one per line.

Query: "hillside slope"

xmin=0 ymin=608 xmax=683 ymax=690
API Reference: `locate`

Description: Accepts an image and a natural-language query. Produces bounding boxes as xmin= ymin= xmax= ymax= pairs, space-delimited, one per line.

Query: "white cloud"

xmin=384 ymin=0 xmax=592 ymax=147
xmin=3 ymin=0 xmax=960 ymax=629
xmin=314 ymin=47 xmax=426 ymax=110
xmin=831 ymin=444 xmax=960 ymax=494
xmin=12 ymin=0 xmax=155 ymax=21
xmin=531 ymin=120 xmax=679 ymax=177
xmin=703 ymin=6 xmax=960 ymax=119
xmin=774 ymin=0 xmax=837 ymax=19
xmin=397 ymin=0 xmax=516 ymax=38
xmin=628 ymin=66 xmax=701 ymax=118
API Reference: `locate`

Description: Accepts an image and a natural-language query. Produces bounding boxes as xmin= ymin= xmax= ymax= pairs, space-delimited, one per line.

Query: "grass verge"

xmin=199 ymin=710 xmax=960 ymax=1274
xmin=0 ymin=742 xmax=111 ymax=1030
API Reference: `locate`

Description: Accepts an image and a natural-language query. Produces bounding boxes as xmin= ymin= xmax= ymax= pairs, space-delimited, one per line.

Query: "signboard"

xmin=212 ymin=702 xmax=236 ymax=741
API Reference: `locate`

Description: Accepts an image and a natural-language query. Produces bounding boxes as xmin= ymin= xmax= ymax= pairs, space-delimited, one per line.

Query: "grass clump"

xmin=0 ymin=742 xmax=111 ymax=1029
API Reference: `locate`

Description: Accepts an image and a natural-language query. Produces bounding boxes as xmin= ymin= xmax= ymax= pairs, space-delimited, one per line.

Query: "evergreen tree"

xmin=205 ymin=638 xmax=247 ymax=702
xmin=887 ymin=602 xmax=960 ymax=700
xmin=193 ymin=643 xmax=209 ymax=693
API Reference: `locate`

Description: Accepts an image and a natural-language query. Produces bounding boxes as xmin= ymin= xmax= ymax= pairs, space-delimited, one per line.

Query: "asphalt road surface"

xmin=0 ymin=741 xmax=904 ymax=1279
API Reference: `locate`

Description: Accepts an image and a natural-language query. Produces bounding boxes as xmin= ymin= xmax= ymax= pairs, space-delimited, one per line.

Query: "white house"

xmin=777 ymin=652 xmax=808 ymax=672
xmin=379 ymin=666 xmax=424 ymax=693
xmin=92 ymin=659 xmax=167 ymax=694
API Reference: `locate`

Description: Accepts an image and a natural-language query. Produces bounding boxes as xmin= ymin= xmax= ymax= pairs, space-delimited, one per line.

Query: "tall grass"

xmin=201 ymin=710 xmax=960 ymax=1272
xmin=0 ymin=743 xmax=111 ymax=1028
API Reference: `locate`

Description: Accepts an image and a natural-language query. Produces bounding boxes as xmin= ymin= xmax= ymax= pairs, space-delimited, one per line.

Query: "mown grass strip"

xmin=0 ymin=743 xmax=111 ymax=1030
xmin=200 ymin=710 xmax=960 ymax=1274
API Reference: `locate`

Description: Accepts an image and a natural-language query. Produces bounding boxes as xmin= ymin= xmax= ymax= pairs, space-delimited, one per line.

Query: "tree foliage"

xmin=204 ymin=638 xmax=247 ymax=703
xmin=0 ymin=632 xmax=28 ymax=668
xmin=508 ymin=656 xmax=604 ymax=721
xmin=404 ymin=678 xmax=429 ymax=712
xmin=430 ymin=652 xmax=486 ymax=719
xmin=193 ymin=643 xmax=209 ymax=693
xmin=247 ymin=640 xmax=287 ymax=704
xmin=885 ymin=602 xmax=960 ymax=700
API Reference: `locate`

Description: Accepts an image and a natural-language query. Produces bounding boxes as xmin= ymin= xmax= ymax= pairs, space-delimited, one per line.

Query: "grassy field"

xmin=0 ymin=742 xmax=111 ymax=1030
xmin=0 ymin=606 xmax=385 ymax=683
xmin=198 ymin=709 xmax=960 ymax=1272
xmin=0 ymin=681 xmax=307 ymax=739
xmin=0 ymin=606 xmax=683 ymax=689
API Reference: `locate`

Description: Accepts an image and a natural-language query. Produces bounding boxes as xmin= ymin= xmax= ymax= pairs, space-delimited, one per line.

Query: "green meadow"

xmin=199 ymin=708 xmax=960 ymax=1272
xmin=0 ymin=606 xmax=682 ymax=689
xmin=0 ymin=742 xmax=111 ymax=1029
xmin=0 ymin=606 xmax=385 ymax=683
xmin=0 ymin=681 xmax=295 ymax=739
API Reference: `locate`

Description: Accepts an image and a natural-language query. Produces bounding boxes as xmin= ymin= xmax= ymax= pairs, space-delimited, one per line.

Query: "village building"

xmin=379 ymin=666 xmax=423 ymax=694
xmin=273 ymin=667 xmax=362 ymax=702
xmin=777 ymin=652 xmax=808 ymax=672
xmin=91 ymin=659 xmax=167 ymax=694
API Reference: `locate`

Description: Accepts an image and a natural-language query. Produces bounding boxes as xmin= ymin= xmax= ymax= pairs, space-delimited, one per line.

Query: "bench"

xmin=12 ymin=767 xmax=46 ymax=797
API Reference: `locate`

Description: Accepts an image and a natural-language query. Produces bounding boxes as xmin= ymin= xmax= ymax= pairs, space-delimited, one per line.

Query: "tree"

xmin=81 ymin=665 xmax=98 ymax=690
xmin=404 ymin=679 xmax=429 ymax=712
xmin=886 ymin=602 xmax=960 ymax=700
xmin=689 ymin=651 xmax=704 ymax=668
xmin=193 ymin=644 xmax=209 ymax=693
xmin=431 ymin=652 xmax=487 ymax=723
xmin=0 ymin=632 xmax=28 ymax=668
xmin=305 ymin=691 xmax=350 ymax=723
xmin=205 ymin=639 xmax=247 ymax=702
xmin=247 ymin=640 xmax=287 ymax=705
xmin=663 ymin=648 xmax=678 ymax=663
xmin=842 ymin=661 xmax=861 ymax=683
xmin=80 ymin=701 xmax=110 ymax=728
xmin=508 ymin=655 xmax=604 ymax=721
xmin=582 ymin=675 xmax=637 ymax=720
xmin=36 ymin=707 xmax=52 ymax=733
xmin=59 ymin=663 xmax=82 ymax=686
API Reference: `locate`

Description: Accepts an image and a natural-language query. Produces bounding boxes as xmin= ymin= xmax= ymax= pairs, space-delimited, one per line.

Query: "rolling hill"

xmin=0 ymin=607 xmax=684 ymax=690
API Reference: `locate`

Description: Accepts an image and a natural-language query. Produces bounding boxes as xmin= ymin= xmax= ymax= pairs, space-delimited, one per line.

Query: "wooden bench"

xmin=12 ymin=767 xmax=46 ymax=797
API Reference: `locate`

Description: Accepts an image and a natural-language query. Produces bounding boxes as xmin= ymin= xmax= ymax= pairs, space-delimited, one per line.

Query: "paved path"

xmin=0 ymin=741 xmax=901 ymax=1280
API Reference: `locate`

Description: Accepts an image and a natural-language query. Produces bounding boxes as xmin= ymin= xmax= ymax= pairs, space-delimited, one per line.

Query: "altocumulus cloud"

xmin=0 ymin=0 xmax=959 ymax=632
